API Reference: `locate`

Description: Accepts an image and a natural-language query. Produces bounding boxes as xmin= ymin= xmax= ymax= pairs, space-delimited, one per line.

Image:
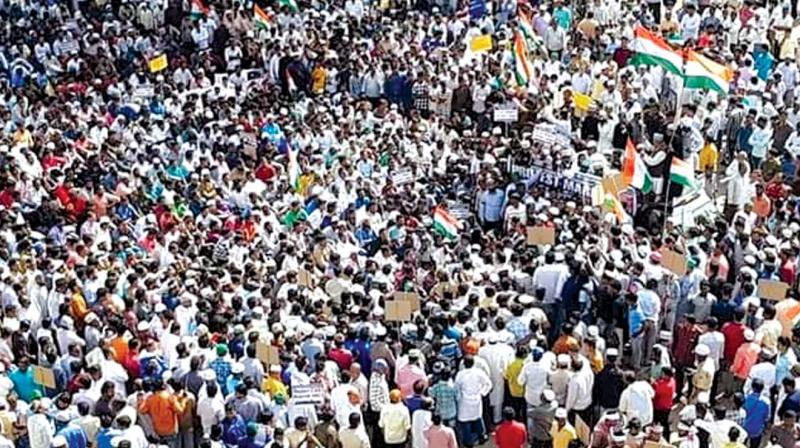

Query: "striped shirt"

xmin=429 ymin=380 xmax=458 ymax=420
xmin=369 ymin=372 xmax=389 ymax=413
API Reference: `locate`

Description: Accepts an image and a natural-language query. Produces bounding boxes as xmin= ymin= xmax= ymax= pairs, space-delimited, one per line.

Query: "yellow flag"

xmin=148 ymin=54 xmax=168 ymax=73
xmin=573 ymin=93 xmax=593 ymax=111
xmin=470 ymin=35 xmax=493 ymax=53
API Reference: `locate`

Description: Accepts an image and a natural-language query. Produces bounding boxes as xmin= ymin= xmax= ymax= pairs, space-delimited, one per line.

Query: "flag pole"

xmin=663 ymin=38 xmax=688 ymax=236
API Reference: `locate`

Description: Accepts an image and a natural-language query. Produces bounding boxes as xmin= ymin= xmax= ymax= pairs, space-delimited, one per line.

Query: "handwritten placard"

xmin=393 ymin=292 xmax=420 ymax=312
xmin=32 ymin=366 xmax=56 ymax=389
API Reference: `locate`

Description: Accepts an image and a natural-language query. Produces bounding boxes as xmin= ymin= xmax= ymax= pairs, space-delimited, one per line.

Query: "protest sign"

xmin=392 ymin=168 xmax=414 ymax=185
xmin=470 ymin=35 xmax=493 ymax=52
xmin=292 ymin=383 xmax=326 ymax=405
xmin=385 ymin=300 xmax=412 ymax=321
xmin=662 ymin=249 xmax=687 ymax=277
xmin=33 ymin=366 xmax=56 ymax=389
xmin=758 ymin=280 xmax=790 ymax=301
xmin=526 ymin=226 xmax=555 ymax=245
xmin=393 ymin=291 xmax=420 ymax=312
xmin=148 ymin=54 xmax=168 ymax=73
xmin=576 ymin=414 xmax=591 ymax=445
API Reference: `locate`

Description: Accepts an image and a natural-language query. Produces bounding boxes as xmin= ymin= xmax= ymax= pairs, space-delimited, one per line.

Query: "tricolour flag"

xmin=512 ymin=31 xmax=533 ymax=87
xmin=622 ymin=139 xmax=653 ymax=193
xmin=254 ymin=4 xmax=271 ymax=29
xmin=683 ymin=50 xmax=734 ymax=95
xmin=279 ymin=0 xmax=299 ymax=12
xmin=630 ymin=25 xmax=684 ymax=76
xmin=517 ymin=9 xmax=543 ymax=49
xmin=433 ymin=207 xmax=461 ymax=240
xmin=670 ymin=156 xmax=695 ymax=189
xmin=190 ymin=0 xmax=209 ymax=18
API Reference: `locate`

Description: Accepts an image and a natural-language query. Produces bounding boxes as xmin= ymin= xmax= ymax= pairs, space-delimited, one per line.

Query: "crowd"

xmin=3 ymin=0 xmax=800 ymax=447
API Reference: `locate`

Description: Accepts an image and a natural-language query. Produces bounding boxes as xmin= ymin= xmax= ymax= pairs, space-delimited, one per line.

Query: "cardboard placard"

xmin=758 ymin=280 xmax=790 ymax=301
xmin=385 ymin=300 xmax=412 ymax=321
xmin=526 ymin=226 xmax=555 ymax=246
xmin=297 ymin=269 xmax=313 ymax=288
xmin=575 ymin=414 xmax=591 ymax=445
xmin=148 ymin=54 xmax=168 ymax=73
xmin=393 ymin=292 xmax=420 ymax=312
xmin=32 ymin=366 xmax=56 ymax=389
xmin=470 ymin=34 xmax=493 ymax=52
xmin=256 ymin=342 xmax=281 ymax=365
xmin=662 ymin=249 xmax=687 ymax=277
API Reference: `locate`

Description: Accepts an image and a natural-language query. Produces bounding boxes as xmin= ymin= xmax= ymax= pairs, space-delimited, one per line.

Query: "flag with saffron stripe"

xmin=254 ymin=4 xmax=271 ymax=29
xmin=190 ymin=0 xmax=209 ymax=19
xmin=512 ymin=31 xmax=533 ymax=86
xmin=622 ymin=139 xmax=653 ymax=193
xmin=433 ymin=207 xmax=461 ymax=240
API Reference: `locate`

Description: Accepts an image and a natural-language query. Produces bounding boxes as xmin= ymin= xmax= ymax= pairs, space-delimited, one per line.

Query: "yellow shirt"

xmin=311 ymin=67 xmax=327 ymax=94
xmin=505 ymin=358 xmax=526 ymax=398
xmin=262 ymin=376 xmax=288 ymax=398
xmin=551 ymin=422 xmax=577 ymax=448
xmin=698 ymin=143 xmax=718 ymax=173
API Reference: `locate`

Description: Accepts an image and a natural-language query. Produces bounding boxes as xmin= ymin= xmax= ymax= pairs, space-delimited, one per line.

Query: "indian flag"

xmin=517 ymin=9 xmax=542 ymax=48
xmin=622 ymin=139 xmax=653 ymax=193
xmin=254 ymin=4 xmax=271 ymax=29
xmin=630 ymin=25 xmax=684 ymax=76
xmin=683 ymin=50 xmax=734 ymax=95
xmin=512 ymin=31 xmax=533 ymax=87
xmin=190 ymin=0 xmax=209 ymax=18
xmin=670 ymin=156 xmax=695 ymax=189
xmin=603 ymin=194 xmax=631 ymax=224
xmin=279 ymin=0 xmax=299 ymax=12
xmin=433 ymin=207 xmax=461 ymax=240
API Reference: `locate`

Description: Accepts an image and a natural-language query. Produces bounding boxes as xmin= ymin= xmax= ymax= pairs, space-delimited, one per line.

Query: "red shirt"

xmin=328 ymin=347 xmax=354 ymax=370
xmin=494 ymin=420 xmax=527 ymax=448
xmin=652 ymin=376 xmax=676 ymax=411
xmin=780 ymin=259 xmax=797 ymax=285
xmin=721 ymin=321 xmax=746 ymax=364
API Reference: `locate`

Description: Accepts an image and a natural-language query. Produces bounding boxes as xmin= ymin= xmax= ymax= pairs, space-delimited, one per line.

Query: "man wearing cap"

xmin=550 ymin=407 xmax=577 ymax=448
xmin=593 ymin=348 xmax=624 ymax=413
xmin=692 ymin=344 xmax=716 ymax=401
xmin=479 ymin=332 xmax=515 ymax=424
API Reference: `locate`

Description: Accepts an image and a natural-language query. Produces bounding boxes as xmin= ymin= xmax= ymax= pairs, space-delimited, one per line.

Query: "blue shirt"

xmin=9 ymin=368 xmax=42 ymax=402
xmin=95 ymin=429 xmax=121 ymax=448
xmin=429 ymin=380 xmax=458 ymax=420
xmin=480 ymin=189 xmax=505 ymax=223
xmin=223 ymin=415 xmax=248 ymax=446
xmin=743 ymin=392 xmax=771 ymax=437
xmin=628 ymin=304 xmax=645 ymax=336
xmin=57 ymin=425 xmax=88 ymax=448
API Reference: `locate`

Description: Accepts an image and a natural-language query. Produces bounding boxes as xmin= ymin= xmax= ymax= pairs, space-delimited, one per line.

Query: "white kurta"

xmin=479 ymin=342 xmax=515 ymax=422
xmin=455 ymin=367 xmax=492 ymax=422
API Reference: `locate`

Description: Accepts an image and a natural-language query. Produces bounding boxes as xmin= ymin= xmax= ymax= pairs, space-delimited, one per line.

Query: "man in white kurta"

xmin=478 ymin=334 xmax=515 ymax=423
xmin=455 ymin=356 xmax=493 ymax=446
xmin=518 ymin=348 xmax=553 ymax=407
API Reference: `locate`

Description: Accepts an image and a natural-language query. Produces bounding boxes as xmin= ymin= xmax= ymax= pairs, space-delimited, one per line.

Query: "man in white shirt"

xmin=697 ymin=317 xmax=725 ymax=370
xmin=619 ymin=371 xmax=655 ymax=425
xmin=565 ymin=358 xmax=594 ymax=425
xmin=455 ymin=356 xmax=492 ymax=447
xmin=518 ymin=348 xmax=552 ymax=407
xmin=745 ymin=348 xmax=778 ymax=398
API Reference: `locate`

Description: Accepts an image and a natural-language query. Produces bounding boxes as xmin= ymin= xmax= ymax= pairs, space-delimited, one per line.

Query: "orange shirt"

xmin=110 ymin=336 xmax=129 ymax=363
xmin=70 ymin=293 xmax=89 ymax=323
xmin=753 ymin=195 xmax=772 ymax=218
xmin=730 ymin=342 xmax=760 ymax=380
xmin=139 ymin=391 xmax=185 ymax=436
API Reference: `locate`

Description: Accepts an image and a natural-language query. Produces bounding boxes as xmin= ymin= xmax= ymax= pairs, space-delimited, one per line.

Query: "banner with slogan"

xmin=149 ymin=54 xmax=168 ymax=73
xmin=509 ymin=164 xmax=601 ymax=201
